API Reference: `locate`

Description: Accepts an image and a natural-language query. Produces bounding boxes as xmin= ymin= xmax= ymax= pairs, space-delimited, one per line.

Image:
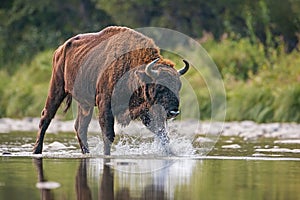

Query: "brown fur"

xmin=33 ymin=26 xmax=185 ymax=155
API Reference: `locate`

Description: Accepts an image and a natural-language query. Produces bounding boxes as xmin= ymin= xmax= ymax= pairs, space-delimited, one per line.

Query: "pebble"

xmin=44 ymin=141 xmax=76 ymax=151
xmin=36 ymin=181 xmax=61 ymax=189
xmin=21 ymin=144 xmax=33 ymax=148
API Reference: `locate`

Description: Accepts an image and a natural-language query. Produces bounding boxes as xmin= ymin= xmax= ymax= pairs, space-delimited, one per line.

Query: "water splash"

xmin=88 ymin=132 xmax=196 ymax=157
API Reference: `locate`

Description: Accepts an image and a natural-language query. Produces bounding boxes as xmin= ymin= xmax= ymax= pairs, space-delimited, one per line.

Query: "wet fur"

xmin=33 ymin=26 xmax=180 ymax=155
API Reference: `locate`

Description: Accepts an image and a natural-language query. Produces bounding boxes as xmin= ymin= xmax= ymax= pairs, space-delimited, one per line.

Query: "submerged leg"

xmin=145 ymin=118 xmax=172 ymax=154
xmin=155 ymin=127 xmax=174 ymax=155
xmin=33 ymin=92 xmax=67 ymax=154
xmin=141 ymin=105 xmax=173 ymax=155
xmin=74 ymin=104 xmax=93 ymax=154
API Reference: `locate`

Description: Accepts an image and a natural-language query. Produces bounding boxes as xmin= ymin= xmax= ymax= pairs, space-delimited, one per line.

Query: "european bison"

xmin=33 ymin=26 xmax=189 ymax=155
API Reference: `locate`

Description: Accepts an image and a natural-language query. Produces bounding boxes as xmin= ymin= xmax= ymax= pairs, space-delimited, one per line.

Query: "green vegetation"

xmin=1 ymin=37 xmax=299 ymax=122
xmin=0 ymin=0 xmax=299 ymax=122
xmin=174 ymin=36 xmax=300 ymax=123
xmin=1 ymin=50 xmax=51 ymax=117
xmin=206 ymin=37 xmax=300 ymax=122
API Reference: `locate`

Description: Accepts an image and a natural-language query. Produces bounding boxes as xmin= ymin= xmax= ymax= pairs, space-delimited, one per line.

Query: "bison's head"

xmin=112 ymin=57 xmax=189 ymax=147
xmin=129 ymin=58 xmax=189 ymax=141
xmin=144 ymin=58 xmax=189 ymax=118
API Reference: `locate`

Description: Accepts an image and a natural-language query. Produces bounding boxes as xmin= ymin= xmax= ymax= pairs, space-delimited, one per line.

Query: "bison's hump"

xmin=59 ymin=26 xmax=160 ymax=100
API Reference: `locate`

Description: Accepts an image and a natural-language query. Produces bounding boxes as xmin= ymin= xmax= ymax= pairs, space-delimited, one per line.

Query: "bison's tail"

xmin=63 ymin=93 xmax=72 ymax=113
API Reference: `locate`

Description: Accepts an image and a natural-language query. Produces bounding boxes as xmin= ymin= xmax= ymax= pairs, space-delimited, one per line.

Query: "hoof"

xmin=162 ymin=145 xmax=175 ymax=156
xmin=33 ymin=150 xmax=42 ymax=154
xmin=104 ymin=144 xmax=111 ymax=156
xmin=81 ymin=146 xmax=90 ymax=154
xmin=157 ymin=134 xmax=170 ymax=146
xmin=33 ymin=145 xmax=43 ymax=154
xmin=103 ymin=137 xmax=112 ymax=156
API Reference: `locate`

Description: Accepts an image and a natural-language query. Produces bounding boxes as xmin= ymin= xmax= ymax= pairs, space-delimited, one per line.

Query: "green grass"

xmin=1 ymin=38 xmax=299 ymax=122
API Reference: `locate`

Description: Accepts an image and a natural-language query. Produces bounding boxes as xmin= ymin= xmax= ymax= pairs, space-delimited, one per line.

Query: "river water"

xmin=1 ymin=130 xmax=300 ymax=200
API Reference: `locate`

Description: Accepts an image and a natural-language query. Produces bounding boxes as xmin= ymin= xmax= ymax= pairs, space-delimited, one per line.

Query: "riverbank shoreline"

xmin=0 ymin=117 xmax=299 ymax=139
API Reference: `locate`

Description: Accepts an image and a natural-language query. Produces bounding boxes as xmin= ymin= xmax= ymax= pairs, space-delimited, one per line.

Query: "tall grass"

xmin=203 ymin=37 xmax=267 ymax=81
xmin=2 ymin=50 xmax=52 ymax=118
xmin=207 ymin=37 xmax=300 ymax=122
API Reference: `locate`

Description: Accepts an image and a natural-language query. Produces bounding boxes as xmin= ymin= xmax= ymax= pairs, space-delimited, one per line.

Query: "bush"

xmin=203 ymin=37 xmax=267 ymax=81
xmin=2 ymin=50 xmax=53 ymax=118
xmin=223 ymin=42 xmax=300 ymax=122
xmin=226 ymin=85 xmax=275 ymax=122
xmin=0 ymin=71 xmax=10 ymax=117
xmin=274 ymin=84 xmax=300 ymax=122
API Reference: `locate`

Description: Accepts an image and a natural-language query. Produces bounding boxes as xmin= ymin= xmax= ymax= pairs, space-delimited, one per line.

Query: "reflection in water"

xmin=33 ymin=158 xmax=55 ymax=200
xmin=99 ymin=159 xmax=114 ymax=200
xmin=103 ymin=159 xmax=170 ymax=199
xmin=33 ymin=158 xmax=196 ymax=200
xmin=76 ymin=159 xmax=92 ymax=200
xmin=97 ymin=158 xmax=196 ymax=200
xmin=97 ymin=159 xmax=173 ymax=200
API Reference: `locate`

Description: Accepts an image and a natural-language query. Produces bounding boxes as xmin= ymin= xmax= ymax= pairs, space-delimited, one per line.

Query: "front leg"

xmin=140 ymin=105 xmax=173 ymax=154
xmin=141 ymin=113 xmax=170 ymax=146
xmin=98 ymin=101 xmax=115 ymax=155
xmin=141 ymin=114 xmax=173 ymax=155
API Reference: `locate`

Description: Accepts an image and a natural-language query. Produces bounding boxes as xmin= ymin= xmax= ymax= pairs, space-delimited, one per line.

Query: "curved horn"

xmin=145 ymin=58 xmax=160 ymax=79
xmin=178 ymin=60 xmax=189 ymax=76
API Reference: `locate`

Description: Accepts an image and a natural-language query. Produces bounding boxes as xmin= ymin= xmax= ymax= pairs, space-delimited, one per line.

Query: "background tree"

xmin=0 ymin=0 xmax=112 ymax=73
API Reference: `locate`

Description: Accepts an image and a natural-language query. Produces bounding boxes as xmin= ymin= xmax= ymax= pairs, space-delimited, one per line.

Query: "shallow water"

xmin=1 ymin=131 xmax=300 ymax=199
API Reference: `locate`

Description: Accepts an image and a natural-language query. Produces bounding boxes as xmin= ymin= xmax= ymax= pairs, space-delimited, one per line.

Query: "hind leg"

xmin=74 ymin=104 xmax=93 ymax=154
xmin=33 ymin=92 xmax=67 ymax=154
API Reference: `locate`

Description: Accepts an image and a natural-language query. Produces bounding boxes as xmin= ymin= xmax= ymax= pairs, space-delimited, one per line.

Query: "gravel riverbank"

xmin=0 ymin=118 xmax=299 ymax=139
